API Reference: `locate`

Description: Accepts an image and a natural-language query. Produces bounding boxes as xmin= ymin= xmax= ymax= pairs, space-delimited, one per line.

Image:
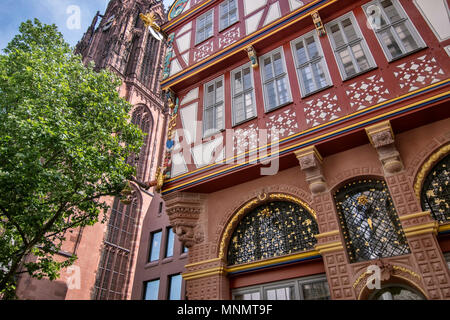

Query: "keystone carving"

xmin=366 ymin=121 xmax=404 ymax=175
xmin=295 ymin=146 xmax=327 ymax=195
xmin=162 ymin=192 xmax=207 ymax=248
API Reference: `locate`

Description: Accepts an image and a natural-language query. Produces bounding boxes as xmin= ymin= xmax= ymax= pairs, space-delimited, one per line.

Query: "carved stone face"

xmin=372 ymin=130 xmax=394 ymax=148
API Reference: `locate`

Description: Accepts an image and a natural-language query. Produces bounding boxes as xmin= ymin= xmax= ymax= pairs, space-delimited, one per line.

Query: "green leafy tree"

xmin=0 ymin=19 xmax=144 ymax=299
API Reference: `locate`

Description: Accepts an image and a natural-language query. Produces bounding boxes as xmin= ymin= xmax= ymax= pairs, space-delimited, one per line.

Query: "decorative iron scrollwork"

xmin=227 ymin=201 xmax=319 ymax=265
xmin=334 ymin=179 xmax=410 ymax=263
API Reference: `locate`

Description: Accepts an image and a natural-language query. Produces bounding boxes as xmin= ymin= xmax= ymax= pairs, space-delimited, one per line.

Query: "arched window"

xmin=227 ymin=201 xmax=319 ymax=266
xmin=94 ymin=196 xmax=140 ymax=300
xmin=334 ymin=179 xmax=410 ymax=263
xmin=130 ymin=105 xmax=152 ymax=181
xmin=420 ymin=154 xmax=450 ymax=223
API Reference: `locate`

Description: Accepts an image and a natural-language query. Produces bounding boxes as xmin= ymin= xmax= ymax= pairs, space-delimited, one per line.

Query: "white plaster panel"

xmin=245 ymin=11 xmax=264 ymax=35
xmin=243 ymin=0 xmax=267 ymax=16
xmin=180 ymin=102 xmax=198 ymax=144
xmin=264 ymin=2 xmax=281 ymax=26
xmin=191 ymin=136 xmax=225 ymax=168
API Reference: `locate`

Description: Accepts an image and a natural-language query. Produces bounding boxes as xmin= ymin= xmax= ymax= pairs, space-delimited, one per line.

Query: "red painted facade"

xmin=160 ymin=0 xmax=450 ymax=300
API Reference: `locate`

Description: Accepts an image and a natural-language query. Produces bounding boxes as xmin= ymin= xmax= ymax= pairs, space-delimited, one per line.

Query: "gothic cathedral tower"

xmin=16 ymin=0 xmax=168 ymax=300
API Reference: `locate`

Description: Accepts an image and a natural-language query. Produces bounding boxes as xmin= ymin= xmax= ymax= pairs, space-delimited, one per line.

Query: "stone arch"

xmin=130 ymin=104 xmax=154 ymax=181
xmin=354 ymin=264 xmax=428 ymax=300
xmin=215 ymin=184 xmax=316 ymax=262
xmin=406 ymin=132 xmax=450 ymax=200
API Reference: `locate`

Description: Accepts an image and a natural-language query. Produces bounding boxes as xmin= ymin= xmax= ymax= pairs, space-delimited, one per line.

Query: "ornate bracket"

xmin=311 ymin=11 xmax=326 ymax=37
xmin=366 ymin=121 xmax=404 ymax=175
xmin=295 ymin=146 xmax=327 ymax=194
xmin=163 ymin=192 xmax=206 ymax=248
xmin=245 ymin=45 xmax=259 ymax=69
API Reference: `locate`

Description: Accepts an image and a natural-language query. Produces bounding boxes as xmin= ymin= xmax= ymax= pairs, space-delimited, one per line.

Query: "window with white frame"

xmin=231 ymin=63 xmax=256 ymax=125
xmin=364 ymin=0 xmax=425 ymax=61
xmin=232 ymin=274 xmax=330 ymax=300
xmin=291 ymin=31 xmax=332 ymax=96
xmin=220 ymin=0 xmax=238 ymax=31
xmin=196 ymin=9 xmax=214 ymax=44
xmin=260 ymin=48 xmax=292 ymax=112
xmin=326 ymin=12 xmax=376 ymax=80
xmin=203 ymin=77 xmax=224 ymax=136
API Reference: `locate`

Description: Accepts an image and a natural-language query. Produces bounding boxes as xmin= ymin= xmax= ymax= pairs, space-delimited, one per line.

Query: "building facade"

xmin=157 ymin=0 xmax=450 ymax=300
xmin=15 ymin=0 xmax=188 ymax=300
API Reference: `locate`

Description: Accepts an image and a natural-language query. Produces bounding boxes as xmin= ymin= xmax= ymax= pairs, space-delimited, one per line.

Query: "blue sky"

xmin=0 ymin=0 xmax=173 ymax=51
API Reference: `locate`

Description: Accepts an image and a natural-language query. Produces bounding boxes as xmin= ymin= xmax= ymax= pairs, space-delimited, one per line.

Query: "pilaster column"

xmin=366 ymin=121 xmax=450 ymax=299
xmin=295 ymin=146 xmax=327 ymax=195
xmin=162 ymin=192 xmax=206 ymax=248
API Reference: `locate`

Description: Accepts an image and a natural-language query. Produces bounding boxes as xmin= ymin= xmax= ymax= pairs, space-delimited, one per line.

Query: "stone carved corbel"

xmin=366 ymin=121 xmax=404 ymax=175
xmin=295 ymin=146 xmax=327 ymax=194
xmin=163 ymin=192 xmax=206 ymax=248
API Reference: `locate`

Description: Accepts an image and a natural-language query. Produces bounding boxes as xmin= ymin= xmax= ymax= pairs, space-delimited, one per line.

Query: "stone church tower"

xmin=16 ymin=0 xmax=168 ymax=300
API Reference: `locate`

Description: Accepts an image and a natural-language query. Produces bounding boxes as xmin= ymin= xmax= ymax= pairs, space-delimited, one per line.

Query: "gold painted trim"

xmin=184 ymin=258 xmax=222 ymax=269
xmin=226 ymin=250 xmax=320 ymax=273
xmin=413 ymin=144 xmax=450 ymax=200
xmin=399 ymin=211 xmax=432 ymax=221
xmin=218 ymin=193 xmax=318 ymax=259
xmin=315 ymin=241 xmax=343 ymax=254
xmin=162 ymin=88 xmax=450 ymax=193
xmin=182 ymin=266 xmax=227 ymax=281
xmin=404 ymin=222 xmax=439 ymax=237
xmin=438 ymin=223 xmax=450 ymax=233
xmin=314 ymin=230 xmax=340 ymax=240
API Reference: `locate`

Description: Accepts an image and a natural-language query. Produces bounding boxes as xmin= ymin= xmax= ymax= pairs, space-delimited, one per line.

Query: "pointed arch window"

xmin=129 ymin=105 xmax=152 ymax=181
xmin=227 ymin=200 xmax=319 ymax=266
xmin=94 ymin=196 xmax=140 ymax=300
xmin=334 ymin=179 xmax=410 ymax=263
xmin=139 ymin=34 xmax=159 ymax=87
xmin=420 ymin=153 xmax=450 ymax=223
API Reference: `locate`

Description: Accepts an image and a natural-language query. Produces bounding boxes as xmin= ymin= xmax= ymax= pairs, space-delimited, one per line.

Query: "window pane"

xmin=380 ymin=29 xmax=402 ymax=58
xmin=207 ymin=84 xmax=215 ymax=106
xmin=144 ymin=280 xmax=159 ymax=300
xmin=276 ymin=77 xmax=289 ymax=105
xmin=204 ymin=107 xmax=214 ymax=131
xmin=312 ymin=62 xmax=328 ymax=89
xmin=216 ymin=80 xmax=223 ymax=102
xmin=306 ymin=36 xmax=319 ymax=59
xmin=234 ymin=95 xmax=245 ymax=123
xmin=381 ymin=0 xmax=402 ymax=23
xmin=234 ymin=71 xmax=243 ymax=93
xmin=149 ymin=231 xmax=162 ymax=262
xmin=331 ymin=24 xmax=345 ymax=47
xmin=394 ymin=23 xmax=418 ymax=52
xmin=266 ymin=286 xmax=294 ymax=300
xmin=342 ymin=18 xmax=358 ymax=42
xmin=339 ymin=48 xmax=356 ymax=77
xmin=265 ymin=81 xmax=277 ymax=109
xmin=302 ymin=281 xmax=331 ymax=300
xmin=165 ymin=227 xmax=175 ymax=258
xmin=295 ymin=41 xmax=308 ymax=65
xmin=243 ymin=67 xmax=252 ymax=90
xmin=169 ymin=275 xmax=182 ymax=300
xmin=351 ymin=43 xmax=370 ymax=71
xmin=301 ymin=65 xmax=315 ymax=94
xmin=215 ymin=103 xmax=224 ymax=129
xmin=235 ymin=292 xmax=261 ymax=300
xmin=273 ymin=53 xmax=284 ymax=76
xmin=244 ymin=93 xmax=254 ymax=118
xmin=263 ymin=57 xmax=273 ymax=79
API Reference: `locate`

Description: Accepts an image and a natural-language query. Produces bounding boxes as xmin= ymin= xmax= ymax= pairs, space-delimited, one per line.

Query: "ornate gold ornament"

xmin=140 ymin=12 xmax=165 ymax=41
xmin=245 ymin=45 xmax=259 ymax=69
xmin=218 ymin=193 xmax=317 ymax=259
xmin=311 ymin=11 xmax=326 ymax=37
